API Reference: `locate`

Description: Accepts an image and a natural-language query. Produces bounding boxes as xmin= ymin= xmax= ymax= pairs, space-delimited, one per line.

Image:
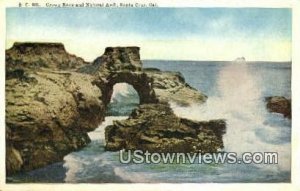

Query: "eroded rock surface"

xmin=144 ymin=68 xmax=207 ymax=106
xmin=6 ymin=42 xmax=88 ymax=72
xmin=105 ymin=103 xmax=226 ymax=153
xmin=78 ymin=50 xmax=207 ymax=106
xmin=6 ymin=70 xmax=105 ymax=175
xmin=78 ymin=46 xmax=142 ymax=76
xmin=6 ymin=43 xmax=104 ymax=175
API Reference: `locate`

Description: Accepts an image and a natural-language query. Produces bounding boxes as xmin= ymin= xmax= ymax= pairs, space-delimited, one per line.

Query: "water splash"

xmin=110 ymin=83 xmax=139 ymax=103
xmin=63 ymin=116 xmax=128 ymax=183
xmin=171 ymin=63 xmax=291 ymax=172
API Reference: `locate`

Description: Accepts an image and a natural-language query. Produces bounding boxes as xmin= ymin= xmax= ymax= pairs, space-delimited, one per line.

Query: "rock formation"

xmin=6 ymin=43 xmax=105 ymax=175
xmin=6 ymin=42 xmax=88 ymax=72
xmin=144 ymin=68 xmax=207 ymax=106
xmin=77 ymin=47 xmax=206 ymax=106
xmin=78 ymin=46 xmax=142 ymax=75
xmin=265 ymin=96 xmax=291 ymax=118
xmin=105 ymin=103 xmax=226 ymax=153
xmin=6 ymin=42 xmax=224 ymax=175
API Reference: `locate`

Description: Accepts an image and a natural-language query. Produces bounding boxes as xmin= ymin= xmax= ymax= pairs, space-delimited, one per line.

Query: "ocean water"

xmin=7 ymin=61 xmax=291 ymax=183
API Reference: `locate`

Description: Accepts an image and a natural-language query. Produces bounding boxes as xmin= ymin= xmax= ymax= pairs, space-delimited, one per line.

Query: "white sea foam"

xmin=171 ymin=63 xmax=291 ymax=172
xmin=64 ymin=116 xmax=128 ymax=182
xmin=63 ymin=154 xmax=84 ymax=183
xmin=88 ymin=116 xmax=128 ymax=141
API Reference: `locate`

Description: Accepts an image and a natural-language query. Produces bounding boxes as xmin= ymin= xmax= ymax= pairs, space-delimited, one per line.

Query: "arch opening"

xmin=106 ymin=83 xmax=140 ymax=116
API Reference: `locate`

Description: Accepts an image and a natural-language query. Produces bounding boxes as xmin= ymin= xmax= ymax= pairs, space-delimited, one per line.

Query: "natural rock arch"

xmin=99 ymin=71 xmax=158 ymax=107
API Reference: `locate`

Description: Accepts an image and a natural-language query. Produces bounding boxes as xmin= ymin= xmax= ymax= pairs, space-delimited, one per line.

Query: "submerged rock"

xmin=265 ymin=96 xmax=291 ymax=118
xmin=105 ymin=103 xmax=226 ymax=153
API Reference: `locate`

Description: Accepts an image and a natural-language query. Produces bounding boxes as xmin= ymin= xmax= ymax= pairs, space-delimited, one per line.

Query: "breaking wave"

xmin=171 ymin=63 xmax=291 ymax=172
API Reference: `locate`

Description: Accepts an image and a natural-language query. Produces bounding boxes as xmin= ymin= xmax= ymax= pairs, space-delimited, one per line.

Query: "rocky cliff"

xmin=6 ymin=42 xmax=222 ymax=175
xmin=6 ymin=43 xmax=105 ymax=175
xmin=6 ymin=42 xmax=88 ymax=72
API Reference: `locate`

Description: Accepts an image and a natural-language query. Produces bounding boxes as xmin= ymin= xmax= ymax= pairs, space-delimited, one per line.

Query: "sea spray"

xmin=107 ymin=83 xmax=140 ymax=116
xmin=110 ymin=83 xmax=139 ymax=104
xmin=171 ymin=63 xmax=291 ymax=172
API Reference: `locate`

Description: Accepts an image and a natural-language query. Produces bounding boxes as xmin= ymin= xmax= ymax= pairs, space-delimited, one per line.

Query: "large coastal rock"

xmin=6 ymin=72 xmax=103 ymax=174
xmin=144 ymin=68 xmax=207 ymax=106
xmin=6 ymin=42 xmax=222 ymax=175
xmin=265 ymin=96 xmax=291 ymax=118
xmin=105 ymin=103 xmax=226 ymax=153
xmin=6 ymin=42 xmax=88 ymax=72
xmin=6 ymin=43 xmax=104 ymax=175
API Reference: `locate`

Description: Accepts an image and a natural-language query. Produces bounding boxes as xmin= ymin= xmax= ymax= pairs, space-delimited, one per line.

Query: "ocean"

xmin=7 ymin=60 xmax=291 ymax=183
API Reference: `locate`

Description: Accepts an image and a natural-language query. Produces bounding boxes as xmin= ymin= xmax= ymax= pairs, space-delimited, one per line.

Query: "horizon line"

xmin=142 ymin=59 xmax=292 ymax=63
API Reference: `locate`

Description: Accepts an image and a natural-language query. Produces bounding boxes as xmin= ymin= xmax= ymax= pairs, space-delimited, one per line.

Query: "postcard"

xmin=1 ymin=0 xmax=299 ymax=190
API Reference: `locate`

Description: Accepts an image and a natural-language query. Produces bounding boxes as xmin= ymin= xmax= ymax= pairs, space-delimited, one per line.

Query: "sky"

xmin=6 ymin=8 xmax=292 ymax=61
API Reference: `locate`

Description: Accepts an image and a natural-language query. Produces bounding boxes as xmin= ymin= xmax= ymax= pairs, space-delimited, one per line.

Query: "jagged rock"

xmin=105 ymin=103 xmax=226 ymax=153
xmin=78 ymin=47 xmax=206 ymax=106
xmin=265 ymin=96 xmax=291 ymax=118
xmin=144 ymin=68 xmax=207 ymax=106
xmin=78 ymin=46 xmax=142 ymax=75
xmin=80 ymin=46 xmax=158 ymax=105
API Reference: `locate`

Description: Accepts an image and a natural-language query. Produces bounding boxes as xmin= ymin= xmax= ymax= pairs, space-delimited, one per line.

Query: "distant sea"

xmin=7 ymin=60 xmax=291 ymax=183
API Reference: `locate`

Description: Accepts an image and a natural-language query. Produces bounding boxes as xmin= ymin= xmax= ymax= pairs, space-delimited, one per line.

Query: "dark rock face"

xmin=265 ymin=96 xmax=291 ymax=118
xmin=105 ymin=103 xmax=226 ymax=153
xmin=97 ymin=71 xmax=158 ymax=105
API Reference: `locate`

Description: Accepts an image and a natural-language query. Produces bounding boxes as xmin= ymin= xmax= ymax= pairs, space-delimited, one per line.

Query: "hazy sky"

xmin=6 ymin=8 xmax=291 ymax=61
